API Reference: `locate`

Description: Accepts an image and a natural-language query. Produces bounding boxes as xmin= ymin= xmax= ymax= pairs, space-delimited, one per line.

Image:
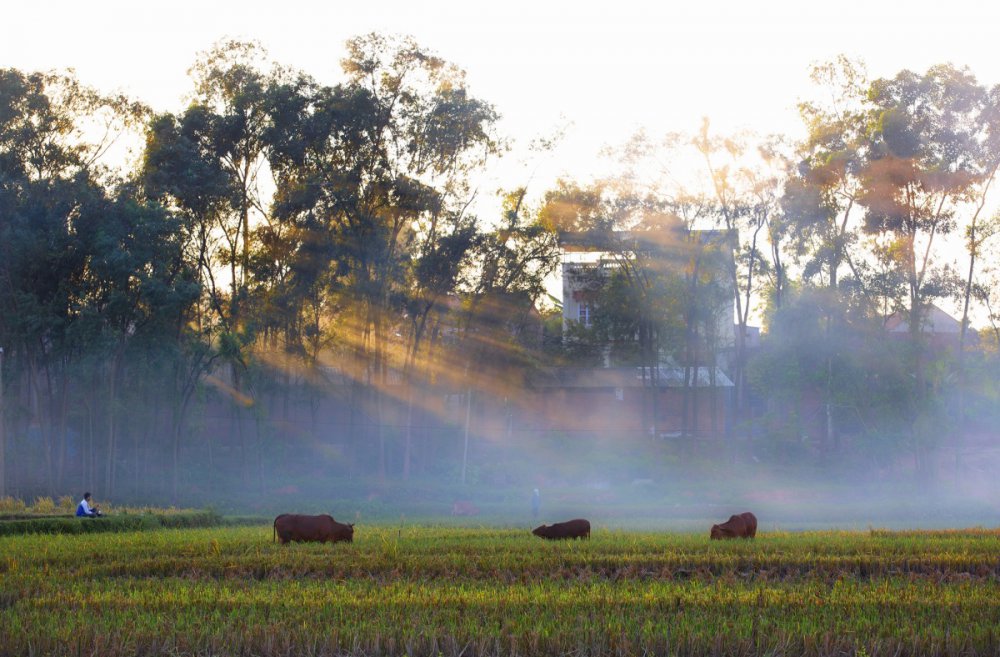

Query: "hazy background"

xmin=2 ymin=1 xmax=1000 ymax=531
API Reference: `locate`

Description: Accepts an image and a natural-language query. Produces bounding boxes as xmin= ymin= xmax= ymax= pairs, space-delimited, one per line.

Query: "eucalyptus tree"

xmin=422 ymin=190 xmax=561 ymax=483
xmin=267 ymin=34 xmax=501 ymax=478
xmin=858 ymin=64 xmax=992 ymax=472
xmin=71 ymin=187 xmax=201 ymax=497
xmin=0 ymin=68 xmax=146 ymax=491
xmin=186 ymin=39 xmax=280 ymax=331
xmin=781 ymin=57 xmax=875 ymax=453
xmin=784 ymin=56 xmax=872 ymax=292
xmin=142 ymin=40 xmax=293 ymax=485
xmin=952 ymin=84 xmax=1000 ymax=347
xmin=455 ymin=188 xmax=561 ymax=440
xmin=691 ymin=121 xmax=783 ymax=441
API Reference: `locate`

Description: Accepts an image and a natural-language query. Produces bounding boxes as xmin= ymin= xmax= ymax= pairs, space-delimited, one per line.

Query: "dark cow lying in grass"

xmin=273 ymin=514 xmax=354 ymax=544
xmin=532 ymin=518 xmax=591 ymax=540
xmin=710 ymin=511 xmax=757 ymax=540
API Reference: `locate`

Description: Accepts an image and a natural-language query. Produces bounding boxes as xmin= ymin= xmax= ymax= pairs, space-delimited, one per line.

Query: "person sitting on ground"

xmin=75 ymin=492 xmax=102 ymax=517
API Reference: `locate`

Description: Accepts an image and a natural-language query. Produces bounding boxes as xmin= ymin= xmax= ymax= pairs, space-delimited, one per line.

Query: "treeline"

xmin=0 ymin=35 xmax=565 ymax=501
xmin=1 ymin=39 xmax=999 ymax=501
xmin=560 ymin=58 xmax=1000 ymax=475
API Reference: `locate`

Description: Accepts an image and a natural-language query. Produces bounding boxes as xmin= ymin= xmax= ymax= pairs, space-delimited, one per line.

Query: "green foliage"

xmin=748 ymin=286 xmax=922 ymax=458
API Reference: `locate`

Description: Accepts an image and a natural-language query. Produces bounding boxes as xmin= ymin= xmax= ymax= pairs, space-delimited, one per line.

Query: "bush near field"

xmin=0 ymin=495 xmax=211 ymax=518
xmin=0 ymin=510 xmax=267 ymax=536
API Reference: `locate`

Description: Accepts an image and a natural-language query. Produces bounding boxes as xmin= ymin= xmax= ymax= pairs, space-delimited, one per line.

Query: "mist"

xmin=3 ymin=348 xmax=999 ymax=533
xmin=2 ymin=43 xmax=1000 ymax=533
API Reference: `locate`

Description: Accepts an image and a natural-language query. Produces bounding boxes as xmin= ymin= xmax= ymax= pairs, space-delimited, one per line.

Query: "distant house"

xmin=558 ymin=228 xmax=736 ymax=357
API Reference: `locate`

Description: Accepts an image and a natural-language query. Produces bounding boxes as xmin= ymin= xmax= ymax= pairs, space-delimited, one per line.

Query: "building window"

xmin=579 ymin=303 xmax=591 ymax=326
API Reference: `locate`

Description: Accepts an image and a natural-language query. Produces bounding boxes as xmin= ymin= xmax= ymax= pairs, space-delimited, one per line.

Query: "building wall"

xmin=561 ymin=259 xmax=605 ymax=332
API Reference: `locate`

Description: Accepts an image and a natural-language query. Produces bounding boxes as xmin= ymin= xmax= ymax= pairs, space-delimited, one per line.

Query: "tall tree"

xmin=143 ymin=40 xmax=288 ymax=484
xmin=786 ymin=56 xmax=871 ymax=292
xmin=783 ymin=56 xmax=873 ymax=453
xmin=859 ymin=64 xmax=988 ymax=473
xmin=268 ymin=33 xmax=501 ymax=478
xmin=0 ymin=68 xmax=146 ymax=491
xmin=71 ymin=188 xmax=200 ymax=497
xmin=692 ymin=121 xmax=774 ymax=443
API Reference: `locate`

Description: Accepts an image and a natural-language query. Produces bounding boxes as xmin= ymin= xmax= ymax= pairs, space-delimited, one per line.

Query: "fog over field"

xmin=5 ymin=360 xmax=1000 ymax=532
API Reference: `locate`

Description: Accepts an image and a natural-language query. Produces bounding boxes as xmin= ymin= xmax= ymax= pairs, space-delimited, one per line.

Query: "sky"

xmin=5 ymin=0 xmax=1000 ymax=318
xmin=6 ymin=0 xmax=1000 ymax=192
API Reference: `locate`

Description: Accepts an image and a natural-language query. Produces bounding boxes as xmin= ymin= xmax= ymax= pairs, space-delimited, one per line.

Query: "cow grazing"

xmin=273 ymin=514 xmax=354 ymax=544
xmin=710 ymin=511 xmax=757 ymax=540
xmin=738 ymin=511 xmax=757 ymax=538
xmin=532 ymin=518 xmax=591 ymax=540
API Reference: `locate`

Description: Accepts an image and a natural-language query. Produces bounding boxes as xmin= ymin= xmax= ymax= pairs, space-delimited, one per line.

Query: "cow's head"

xmin=709 ymin=524 xmax=724 ymax=540
xmin=532 ymin=525 xmax=548 ymax=538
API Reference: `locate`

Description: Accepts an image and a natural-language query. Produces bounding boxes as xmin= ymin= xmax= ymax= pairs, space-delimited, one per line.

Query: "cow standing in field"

xmin=273 ymin=514 xmax=354 ymax=544
xmin=710 ymin=511 xmax=757 ymax=539
xmin=532 ymin=518 xmax=591 ymax=540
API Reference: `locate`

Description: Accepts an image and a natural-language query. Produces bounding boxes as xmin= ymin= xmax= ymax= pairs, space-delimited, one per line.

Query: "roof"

xmin=884 ymin=303 xmax=962 ymax=334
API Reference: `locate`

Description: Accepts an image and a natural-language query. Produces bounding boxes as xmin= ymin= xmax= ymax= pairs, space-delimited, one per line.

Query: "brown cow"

xmin=273 ymin=514 xmax=354 ymax=544
xmin=532 ymin=518 xmax=591 ymax=540
xmin=710 ymin=511 xmax=757 ymax=540
xmin=738 ymin=511 xmax=757 ymax=538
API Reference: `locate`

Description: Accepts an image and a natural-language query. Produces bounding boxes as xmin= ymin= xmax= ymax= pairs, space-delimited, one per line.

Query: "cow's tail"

xmin=272 ymin=520 xmax=276 ymax=543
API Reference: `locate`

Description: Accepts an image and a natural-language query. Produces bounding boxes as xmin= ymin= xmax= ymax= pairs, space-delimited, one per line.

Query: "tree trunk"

xmin=29 ymin=356 xmax=54 ymax=491
xmin=0 ymin=348 xmax=5 ymax=497
xmin=955 ymin=238 xmax=977 ymax=471
xmin=403 ymin=387 xmax=414 ymax=480
xmin=171 ymin=410 xmax=182 ymax=504
xmin=461 ymin=388 xmax=472 ymax=485
xmin=376 ymin=388 xmax=386 ymax=482
xmin=254 ymin=402 xmax=265 ymax=496
xmin=105 ymin=348 xmax=125 ymax=498
xmin=55 ymin=375 xmax=69 ymax=489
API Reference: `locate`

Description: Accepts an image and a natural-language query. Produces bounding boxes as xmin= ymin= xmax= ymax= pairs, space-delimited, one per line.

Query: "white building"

xmin=559 ymin=229 xmax=736 ymax=362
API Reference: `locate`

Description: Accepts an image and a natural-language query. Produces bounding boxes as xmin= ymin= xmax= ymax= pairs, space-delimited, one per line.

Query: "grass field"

xmin=2 ymin=523 xmax=1000 ymax=656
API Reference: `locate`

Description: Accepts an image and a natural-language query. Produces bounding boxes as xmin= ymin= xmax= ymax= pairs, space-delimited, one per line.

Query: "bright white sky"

xmin=6 ymin=0 xmax=1000 ymax=192
xmin=5 ymin=0 xmax=1000 ymax=320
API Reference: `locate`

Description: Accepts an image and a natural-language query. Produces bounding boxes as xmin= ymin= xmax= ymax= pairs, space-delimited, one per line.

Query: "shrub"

xmin=58 ymin=496 xmax=76 ymax=514
xmin=0 ymin=496 xmax=26 ymax=514
xmin=30 ymin=496 xmax=56 ymax=514
xmin=0 ymin=510 xmax=224 ymax=536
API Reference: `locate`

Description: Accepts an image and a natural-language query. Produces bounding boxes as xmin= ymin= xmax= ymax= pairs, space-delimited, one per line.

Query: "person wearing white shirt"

xmin=75 ymin=492 xmax=101 ymax=517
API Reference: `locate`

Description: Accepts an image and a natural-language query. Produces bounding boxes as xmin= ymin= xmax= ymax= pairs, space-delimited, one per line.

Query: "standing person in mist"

xmin=75 ymin=492 xmax=102 ymax=517
xmin=532 ymin=488 xmax=541 ymax=519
